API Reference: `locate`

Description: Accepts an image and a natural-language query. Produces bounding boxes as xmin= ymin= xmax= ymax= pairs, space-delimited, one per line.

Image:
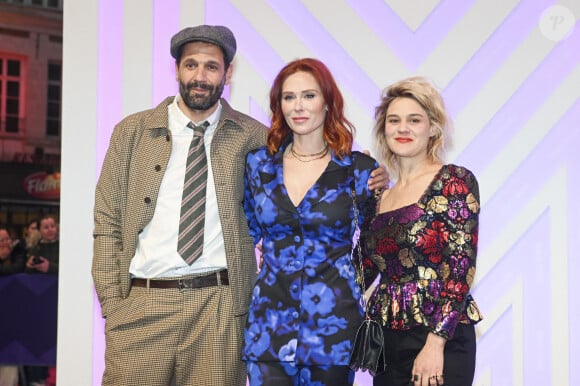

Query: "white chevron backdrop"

xmin=74 ymin=1 xmax=580 ymax=385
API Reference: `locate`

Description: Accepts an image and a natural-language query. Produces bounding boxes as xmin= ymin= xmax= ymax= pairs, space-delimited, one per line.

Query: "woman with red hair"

xmin=242 ymin=58 xmax=384 ymax=385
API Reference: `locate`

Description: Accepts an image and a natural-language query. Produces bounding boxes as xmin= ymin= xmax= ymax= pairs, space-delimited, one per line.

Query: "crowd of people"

xmin=0 ymin=216 xmax=58 ymax=386
xmin=0 ymin=216 xmax=59 ymax=276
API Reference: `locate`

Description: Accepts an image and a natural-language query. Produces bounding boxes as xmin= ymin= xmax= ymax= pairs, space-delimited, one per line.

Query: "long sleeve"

xmin=426 ymin=166 xmax=480 ymax=338
xmin=243 ymin=153 xmax=263 ymax=245
xmin=92 ymin=123 xmax=129 ymax=316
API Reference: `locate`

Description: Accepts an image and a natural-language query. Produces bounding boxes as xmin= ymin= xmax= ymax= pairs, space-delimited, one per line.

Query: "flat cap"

xmin=170 ymin=25 xmax=237 ymax=64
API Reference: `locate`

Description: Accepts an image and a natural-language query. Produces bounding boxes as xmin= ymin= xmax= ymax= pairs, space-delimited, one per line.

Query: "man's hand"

xmin=368 ymin=164 xmax=389 ymax=191
xmin=363 ymin=150 xmax=390 ymax=191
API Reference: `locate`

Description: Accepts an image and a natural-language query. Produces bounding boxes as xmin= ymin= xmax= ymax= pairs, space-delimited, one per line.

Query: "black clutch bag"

xmin=349 ymin=319 xmax=386 ymax=376
xmin=348 ymin=188 xmax=386 ymax=376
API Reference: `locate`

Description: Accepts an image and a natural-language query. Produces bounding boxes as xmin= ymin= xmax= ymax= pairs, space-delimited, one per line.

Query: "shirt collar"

xmin=169 ymin=95 xmax=222 ymax=133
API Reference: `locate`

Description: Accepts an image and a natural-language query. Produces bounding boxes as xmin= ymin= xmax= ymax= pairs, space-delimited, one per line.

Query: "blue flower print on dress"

xmin=330 ymin=340 xmax=353 ymax=363
xmin=302 ymin=282 xmax=336 ymax=316
xmin=242 ymin=147 xmax=379 ymax=365
xmin=334 ymin=254 xmax=361 ymax=299
xmin=278 ymin=339 xmax=297 ymax=361
xmin=253 ymin=191 xmax=278 ymax=226
xmin=303 ymin=241 xmax=328 ymax=278
xmin=317 ymin=315 xmax=348 ymax=335
xmin=298 ymin=368 xmax=325 ymax=386
xmin=245 ymin=322 xmax=271 ymax=359
xmin=246 ymin=362 xmax=263 ymax=385
xmin=265 ymin=308 xmax=298 ymax=336
xmin=299 ymin=326 xmax=327 ymax=362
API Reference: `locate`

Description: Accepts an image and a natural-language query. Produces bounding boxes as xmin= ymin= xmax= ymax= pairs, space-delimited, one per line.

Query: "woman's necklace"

xmin=290 ymin=143 xmax=329 ymax=162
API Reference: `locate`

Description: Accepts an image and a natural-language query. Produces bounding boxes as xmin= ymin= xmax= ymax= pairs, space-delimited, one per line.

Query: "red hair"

xmin=267 ymin=58 xmax=354 ymax=157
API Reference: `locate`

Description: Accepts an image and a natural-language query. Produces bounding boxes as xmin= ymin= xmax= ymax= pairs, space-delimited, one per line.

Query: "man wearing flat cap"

xmin=93 ymin=24 xmax=267 ymax=385
xmin=93 ymin=24 xmax=386 ymax=386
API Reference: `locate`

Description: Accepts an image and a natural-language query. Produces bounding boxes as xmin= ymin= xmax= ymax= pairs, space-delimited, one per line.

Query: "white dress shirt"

xmin=129 ymin=96 xmax=228 ymax=278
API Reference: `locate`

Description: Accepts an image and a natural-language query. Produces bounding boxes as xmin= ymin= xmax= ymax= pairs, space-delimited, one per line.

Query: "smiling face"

xmin=176 ymin=41 xmax=233 ymax=116
xmin=0 ymin=229 xmax=11 ymax=259
xmin=281 ymin=71 xmax=326 ymax=139
xmin=384 ymin=97 xmax=435 ymax=161
xmin=39 ymin=217 xmax=58 ymax=242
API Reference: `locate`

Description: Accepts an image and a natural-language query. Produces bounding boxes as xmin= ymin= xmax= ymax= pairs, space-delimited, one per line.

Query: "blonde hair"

xmin=26 ymin=229 xmax=41 ymax=250
xmin=373 ymin=76 xmax=452 ymax=173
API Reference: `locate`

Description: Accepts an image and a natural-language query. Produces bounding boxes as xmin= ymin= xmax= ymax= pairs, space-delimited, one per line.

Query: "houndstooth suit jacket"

xmin=92 ymin=97 xmax=268 ymax=317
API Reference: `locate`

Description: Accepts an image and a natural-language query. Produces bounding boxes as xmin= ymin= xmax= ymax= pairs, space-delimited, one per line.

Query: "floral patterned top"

xmin=360 ymin=164 xmax=482 ymax=339
xmin=242 ymin=143 xmax=377 ymax=365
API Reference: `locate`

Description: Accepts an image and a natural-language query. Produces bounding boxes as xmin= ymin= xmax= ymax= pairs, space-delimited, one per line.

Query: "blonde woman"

xmin=360 ymin=77 xmax=482 ymax=386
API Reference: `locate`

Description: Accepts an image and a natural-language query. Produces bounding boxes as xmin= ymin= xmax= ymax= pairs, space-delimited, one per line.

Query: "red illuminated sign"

xmin=23 ymin=172 xmax=61 ymax=200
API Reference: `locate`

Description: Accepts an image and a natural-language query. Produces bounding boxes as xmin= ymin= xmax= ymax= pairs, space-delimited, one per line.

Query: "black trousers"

xmin=247 ymin=362 xmax=355 ymax=386
xmin=373 ymin=324 xmax=476 ymax=386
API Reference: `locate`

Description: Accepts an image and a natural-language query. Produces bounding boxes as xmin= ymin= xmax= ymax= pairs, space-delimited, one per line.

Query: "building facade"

xmin=0 ymin=0 xmax=62 ymax=231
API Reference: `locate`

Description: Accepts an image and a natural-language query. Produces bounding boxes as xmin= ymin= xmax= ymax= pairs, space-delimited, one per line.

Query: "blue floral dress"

xmin=242 ymin=143 xmax=377 ymax=366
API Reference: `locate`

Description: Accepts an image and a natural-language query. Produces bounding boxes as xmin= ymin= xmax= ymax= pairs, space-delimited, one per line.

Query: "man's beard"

xmin=179 ymin=77 xmax=226 ymax=111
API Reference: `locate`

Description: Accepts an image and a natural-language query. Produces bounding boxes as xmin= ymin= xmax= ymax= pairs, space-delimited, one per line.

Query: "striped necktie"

xmin=178 ymin=121 xmax=209 ymax=264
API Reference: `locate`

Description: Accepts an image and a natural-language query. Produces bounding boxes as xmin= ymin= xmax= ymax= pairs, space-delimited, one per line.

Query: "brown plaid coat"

xmin=92 ymin=97 xmax=268 ymax=317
